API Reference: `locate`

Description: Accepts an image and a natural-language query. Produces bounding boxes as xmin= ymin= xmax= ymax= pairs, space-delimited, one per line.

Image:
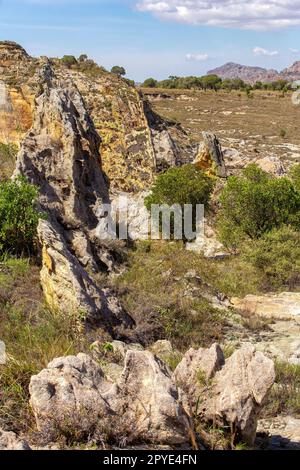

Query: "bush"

xmin=217 ymin=164 xmax=300 ymax=248
xmin=242 ymin=226 xmax=300 ymax=290
xmin=145 ymin=165 xmax=214 ymax=239
xmin=290 ymin=163 xmax=300 ymax=193
xmin=0 ymin=176 xmax=43 ymax=255
xmin=61 ymin=55 xmax=77 ymax=68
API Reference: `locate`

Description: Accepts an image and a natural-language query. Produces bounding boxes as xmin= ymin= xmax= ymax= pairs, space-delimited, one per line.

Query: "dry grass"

xmin=0 ymin=257 xmax=88 ymax=435
xmin=263 ymin=361 xmax=300 ymax=418
xmin=143 ymin=88 xmax=300 ymax=165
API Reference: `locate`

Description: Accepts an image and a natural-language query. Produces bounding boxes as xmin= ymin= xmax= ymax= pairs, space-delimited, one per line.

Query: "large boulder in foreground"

xmin=174 ymin=343 xmax=275 ymax=445
xmin=29 ymin=351 xmax=189 ymax=445
xmin=200 ymin=344 xmax=275 ymax=445
xmin=0 ymin=429 xmax=31 ymax=450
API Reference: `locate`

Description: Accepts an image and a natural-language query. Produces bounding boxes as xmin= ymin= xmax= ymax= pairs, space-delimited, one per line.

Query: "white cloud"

xmin=290 ymin=48 xmax=299 ymax=53
xmin=253 ymin=47 xmax=279 ymax=57
xmin=136 ymin=1 xmax=300 ymax=30
xmin=186 ymin=52 xmax=208 ymax=61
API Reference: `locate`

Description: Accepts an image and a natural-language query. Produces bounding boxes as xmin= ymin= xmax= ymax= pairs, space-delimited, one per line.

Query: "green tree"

xmin=200 ymin=74 xmax=222 ymax=91
xmin=217 ymin=164 xmax=300 ymax=248
xmin=0 ymin=176 xmax=43 ymax=255
xmin=142 ymin=78 xmax=158 ymax=88
xmin=111 ymin=66 xmax=126 ymax=77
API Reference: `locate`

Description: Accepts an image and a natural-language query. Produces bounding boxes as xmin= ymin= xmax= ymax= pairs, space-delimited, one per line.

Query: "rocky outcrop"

xmin=13 ymin=64 xmax=132 ymax=330
xmin=232 ymin=292 xmax=300 ymax=321
xmin=29 ymin=351 xmax=190 ymax=445
xmin=174 ymin=343 xmax=275 ymax=445
xmin=0 ymin=429 xmax=31 ymax=450
xmin=174 ymin=343 xmax=225 ymax=399
xmin=193 ymin=132 xmax=227 ymax=178
xmin=200 ymin=344 xmax=275 ymax=445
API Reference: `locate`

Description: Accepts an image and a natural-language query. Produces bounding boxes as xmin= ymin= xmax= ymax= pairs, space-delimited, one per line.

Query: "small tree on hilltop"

xmin=61 ymin=55 xmax=77 ymax=68
xmin=142 ymin=78 xmax=158 ymax=88
xmin=111 ymin=66 xmax=126 ymax=77
xmin=78 ymin=54 xmax=88 ymax=63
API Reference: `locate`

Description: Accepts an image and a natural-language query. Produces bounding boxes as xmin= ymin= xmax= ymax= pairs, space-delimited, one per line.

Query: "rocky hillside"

xmin=0 ymin=41 xmax=195 ymax=191
xmin=1 ymin=40 xmax=300 ymax=452
xmin=208 ymin=61 xmax=300 ymax=84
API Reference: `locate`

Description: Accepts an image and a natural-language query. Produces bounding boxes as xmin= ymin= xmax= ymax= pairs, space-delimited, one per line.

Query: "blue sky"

xmin=0 ymin=0 xmax=300 ymax=81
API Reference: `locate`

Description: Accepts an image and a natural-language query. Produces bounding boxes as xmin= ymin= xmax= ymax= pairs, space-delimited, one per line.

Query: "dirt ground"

xmin=142 ymin=88 xmax=300 ymax=167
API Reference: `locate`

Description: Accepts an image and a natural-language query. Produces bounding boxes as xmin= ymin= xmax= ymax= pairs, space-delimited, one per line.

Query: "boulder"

xmin=186 ymin=219 xmax=229 ymax=259
xmin=174 ymin=343 xmax=225 ymax=400
xmin=116 ymin=350 xmax=189 ymax=444
xmin=29 ymin=350 xmax=190 ymax=445
xmin=199 ymin=343 xmax=275 ymax=445
xmin=29 ymin=353 xmax=116 ymax=439
xmin=0 ymin=429 xmax=31 ymax=450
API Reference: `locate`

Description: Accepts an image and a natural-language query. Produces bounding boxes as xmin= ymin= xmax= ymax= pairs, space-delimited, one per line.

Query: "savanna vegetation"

xmin=142 ymin=74 xmax=294 ymax=93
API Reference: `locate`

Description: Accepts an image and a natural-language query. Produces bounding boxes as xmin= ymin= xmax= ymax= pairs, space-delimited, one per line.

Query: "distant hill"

xmin=207 ymin=61 xmax=300 ymax=84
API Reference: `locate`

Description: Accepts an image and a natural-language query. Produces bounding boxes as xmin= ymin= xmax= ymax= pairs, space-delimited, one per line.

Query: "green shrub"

xmin=290 ymin=163 xmax=300 ymax=193
xmin=145 ymin=164 xmax=214 ymax=208
xmin=217 ymin=164 xmax=300 ymax=248
xmin=0 ymin=176 xmax=43 ymax=255
xmin=242 ymin=225 xmax=300 ymax=290
xmin=145 ymin=165 xmax=214 ymax=239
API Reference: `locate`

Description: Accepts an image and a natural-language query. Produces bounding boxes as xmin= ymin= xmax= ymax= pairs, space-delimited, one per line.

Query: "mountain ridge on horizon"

xmin=207 ymin=60 xmax=300 ymax=84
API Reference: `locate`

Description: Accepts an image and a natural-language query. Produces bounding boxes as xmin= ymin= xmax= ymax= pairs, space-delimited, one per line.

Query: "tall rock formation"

xmin=13 ymin=63 xmax=133 ymax=331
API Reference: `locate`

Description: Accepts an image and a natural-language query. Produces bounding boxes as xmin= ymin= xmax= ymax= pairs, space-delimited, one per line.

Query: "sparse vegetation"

xmin=242 ymin=225 xmax=300 ymax=290
xmin=263 ymin=361 xmax=300 ymax=418
xmin=0 ymin=142 xmax=18 ymax=181
xmin=0 ymin=257 xmax=88 ymax=434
